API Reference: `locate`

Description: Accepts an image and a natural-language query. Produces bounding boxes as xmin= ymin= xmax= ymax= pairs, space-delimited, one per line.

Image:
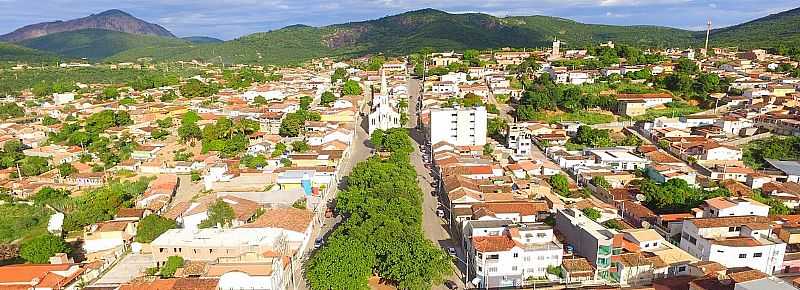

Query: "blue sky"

xmin=0 ymin=0 xmax=797 ymax=40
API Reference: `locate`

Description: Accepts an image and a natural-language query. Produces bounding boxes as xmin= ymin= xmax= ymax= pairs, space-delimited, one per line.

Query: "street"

xmin=293 ymin=88 xmax=372 ymax=290
xmin=407 ymin=78 xmax=468 ymax=289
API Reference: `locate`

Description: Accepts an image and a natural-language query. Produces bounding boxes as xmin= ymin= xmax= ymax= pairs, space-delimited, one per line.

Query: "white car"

xmin=437 ymin=209 xmax=445 ymax=218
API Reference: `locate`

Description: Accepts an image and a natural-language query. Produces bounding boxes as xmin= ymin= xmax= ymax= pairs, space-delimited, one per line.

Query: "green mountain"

xmin=182 ymin=36 xmax=224 ymax=44
xmin=109 ymin=9 xmax=701 ymax=64
xmin=708 ymin=7 xmax=800 ymax=48
xmin=27 ymin=7 xmax=800 ymax=64
xmin=0 ymin=42 xmax=62 ymax=63
xmin=19 ymin=28 xmax=189 ymax=59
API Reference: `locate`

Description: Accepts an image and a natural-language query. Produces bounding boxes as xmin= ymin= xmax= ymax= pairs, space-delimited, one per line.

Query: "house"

xmin=678 ymin=216 xmax=786 ymax=274
xmin=0 ymin=263 xmax=86 ymax=290
xmin=587 ymin=148 xmax=649 ymax=171
xmin=469 ymin=224 xmax=562 ymax=288
xmin=700 ymin=197 xmax=769 ymax=218
xmin=616 ymin=93 xmax=673 ymax=109
xmin=82 ymin=220 xmax=137 ymax=259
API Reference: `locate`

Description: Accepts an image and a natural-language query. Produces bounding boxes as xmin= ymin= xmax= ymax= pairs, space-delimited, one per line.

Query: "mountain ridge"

xmin=0 ymin=9 xmax=175 ymax=42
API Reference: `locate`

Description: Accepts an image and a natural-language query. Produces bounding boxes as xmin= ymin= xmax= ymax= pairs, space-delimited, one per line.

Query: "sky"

xmin=0 ymin=0 xmax=797 ymax=40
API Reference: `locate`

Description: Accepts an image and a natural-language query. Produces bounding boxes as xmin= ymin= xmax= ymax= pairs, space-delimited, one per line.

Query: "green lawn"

xmin=0 ymin=203 xmax=52 ymax=243
xmin=529 ymin=111 xmax=616 ymax=125
xmin=624 ymin=102 xmax=701 ymax=122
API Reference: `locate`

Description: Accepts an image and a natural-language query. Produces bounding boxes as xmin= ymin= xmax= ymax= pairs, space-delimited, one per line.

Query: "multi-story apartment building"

xmin=555 ymin=208 xmax=623 ymax=282
xmin=429 ymin=106 xmax=487 ymax=147
xmin=470 ymin=224 xmax=563 ymax=288
xmin=679 ymin=216 xmax=786 ymax=274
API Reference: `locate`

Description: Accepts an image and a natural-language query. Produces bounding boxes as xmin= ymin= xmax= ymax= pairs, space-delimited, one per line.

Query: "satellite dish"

xmin=641 ymin=221 xmax=651 ymax=229
xmin=635 ymin=194 xmax=646 ymax=202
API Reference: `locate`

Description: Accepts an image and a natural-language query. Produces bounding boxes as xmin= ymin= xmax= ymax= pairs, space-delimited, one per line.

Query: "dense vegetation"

xmin=19 ymin=28 xmax=190 ymax=59
xmin=200 ymin=117 xmax=260 ymax=157
xmin=135 ymin=215 xmax=177 ymax=243
xmin=742 ymin=136 xmax=800 ymax=170
xmin=48 ymin=110 xmax=136 ymax=167
xmin=0 ymin=67 xmax=199 ymax=97
xmin=0 ymin=202 xmax=52 ymax=243
xmin=640 ymin=178 xmax=730 ymax=214
xmin=306 ymin=130 xmax=451 ymax=290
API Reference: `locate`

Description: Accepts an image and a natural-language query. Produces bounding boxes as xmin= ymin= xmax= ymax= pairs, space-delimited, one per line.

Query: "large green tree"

xmin=20 ymin=234 xmax=69 ymax=263
xmin=136 ymin=215 xmax=177 ymax=243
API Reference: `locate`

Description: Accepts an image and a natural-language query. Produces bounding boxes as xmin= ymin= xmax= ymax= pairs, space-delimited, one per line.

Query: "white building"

xmin=53 ymin=92 xmax=75 ymax=105
xmin=678 ymin=216 xmax=786 ymax=274
xmin=429 ymin=106 xmax=487 ymax=146
xmin=368 ymin=71 xmax=401 ymax=134
xmin=701 ymin=197 xmax=770 ymax=218
xmin=368 ymin=95 xmax=401 ymax=135
xmin=470 ymin=224 xmax=562 ymax=288
xmin=587 ymin=148 xmax=649 ymax=171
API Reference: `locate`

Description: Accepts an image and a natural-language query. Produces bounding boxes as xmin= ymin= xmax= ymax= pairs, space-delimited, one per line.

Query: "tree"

xmin=573 ymin=126 xmax=613 ymax=148
xmin=160 ymin=256 xmax=184 ymax=278
xmin=32 ymin=187 xmax=69 ymax=206
xmin=199 ymin=199 xmax=235 ymax=228
xmin=41 ymin=116 xmax=59 ymax=126
xmin=370 ymin=129 xmax=385 ymax=150
xmin=136 ymin=215 xmax=177 ymax=243
xmin=591 ymin=176 xmax=610 ymax=189
xmin=487 ymin=118 xmax=507 ymax=140
xmin=320 ymin=91 xmax=336 ymax=106
xmin=299 ymin=96 xmax=312 ymax=110
xmin=58 ymin=163 xmax=77 ymax=177
xmin=549 ymin=174 xmax=570 ymax=196
xmin=641 ymin=178 xmax=729 ymax=213
xmin=253 ymin=95 xmax=268 ymax=105
xmin=181 ymin=111 xmax=201 ymax=125
xmin=331 ymin=68 xmax=347 ymax=84
xmin=0 ymin=103 xmax=25 ymax=120
xmin=381 ymin=128 xmax=413 ymax=153
xmin=271 ymin=142 xmax=287 ymax=157
xmin=342 ymin=80 xmax=362 ymax=95
xmin=178 ymin=123 xmax=201 ymax=142
xmin=100 ymin=87 xmax=119 ymax=100
xmin=19 ymin=234 xmax=69 ymax=263
xmin=180 ymin=79 xmax=218 ymax=99
xmin=581 ymin=208 xmax=601 ymax=221
xmin=483 ymin=144 xmax=493 ymax=156
xmin=291 ymin=140 xmax=310 ymax=153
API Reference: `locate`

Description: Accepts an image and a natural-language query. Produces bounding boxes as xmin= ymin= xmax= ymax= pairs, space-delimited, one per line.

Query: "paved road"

xmin=408 ymin=77 xmax=468 ymax=289
xmin=91 ymin=253 xmax=155 ymax=287
xmin=294 ymin=91 xmax=372 ymax=290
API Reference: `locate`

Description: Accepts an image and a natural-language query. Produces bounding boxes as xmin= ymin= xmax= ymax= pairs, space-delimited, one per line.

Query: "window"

xmin=488 ymin=267 xmax=498 ymax=273
xmin=754 ymin=253 xmax=763 ymax=258
xmin=678 ymin=266 xmax=687 ymax=272
xmin=739 ymin=254 xmax=747 ymax=259
xmin=488 ymin=254 xmax=499 ymax=260
xmin=477 ymin=266 xmax=483 ymax=272
xmin=513 ymin=253 xmax=519 ymax=258
xmin=512 ymin=266 xmax=518 ymax=271
xmin=728 ymin=227 xmax=736 ymax=232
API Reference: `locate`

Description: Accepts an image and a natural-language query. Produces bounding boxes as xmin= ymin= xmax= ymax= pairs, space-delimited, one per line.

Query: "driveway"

xmin=91 ymin=253 xmax=155 ymax=287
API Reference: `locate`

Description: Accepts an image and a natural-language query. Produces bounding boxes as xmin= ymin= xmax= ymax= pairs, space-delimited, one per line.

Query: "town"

xmin=2 ymin=4 xmax=800 ymax=290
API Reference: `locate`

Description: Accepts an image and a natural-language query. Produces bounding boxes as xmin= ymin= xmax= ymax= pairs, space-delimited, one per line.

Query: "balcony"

xmin=597 ymin=245 xmax=612 ymax=256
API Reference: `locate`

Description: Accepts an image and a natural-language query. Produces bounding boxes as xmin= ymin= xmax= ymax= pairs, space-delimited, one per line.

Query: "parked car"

xmin=447 ymin=247 xmax=457 ymax=256
xmin=444 ymin=280 xmax=458 ymax=290
xmin=314 ymin=238 xmax=324 ymax=249
xmin=437 ymin=209 xmax=445 ymax=218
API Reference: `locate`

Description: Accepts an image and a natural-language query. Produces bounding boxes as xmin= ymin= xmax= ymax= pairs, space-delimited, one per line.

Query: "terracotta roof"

xmin=688 ymin=215 xmax=771 ymax=230
xmin=119 ymin=278 xmax=219 ymax=290
xmin=472 ymin=235 xmax=516 ymax=252
xmin=0 ymin=264 xmax=74 ymax=284
xmin=240 ymin=207 xmax=312 ymax=232
xmin=470 ymin=201 xmax=549 ymax=217
xmin=726 ymin=267 xmax=767 ymax=283
xmin=562 ymin=257 xmax=594 ymax=274
xmin=116 ymin=208 xmax=145 ymax=218
xmin=711 ymin=237 xmax=761 ymax=247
